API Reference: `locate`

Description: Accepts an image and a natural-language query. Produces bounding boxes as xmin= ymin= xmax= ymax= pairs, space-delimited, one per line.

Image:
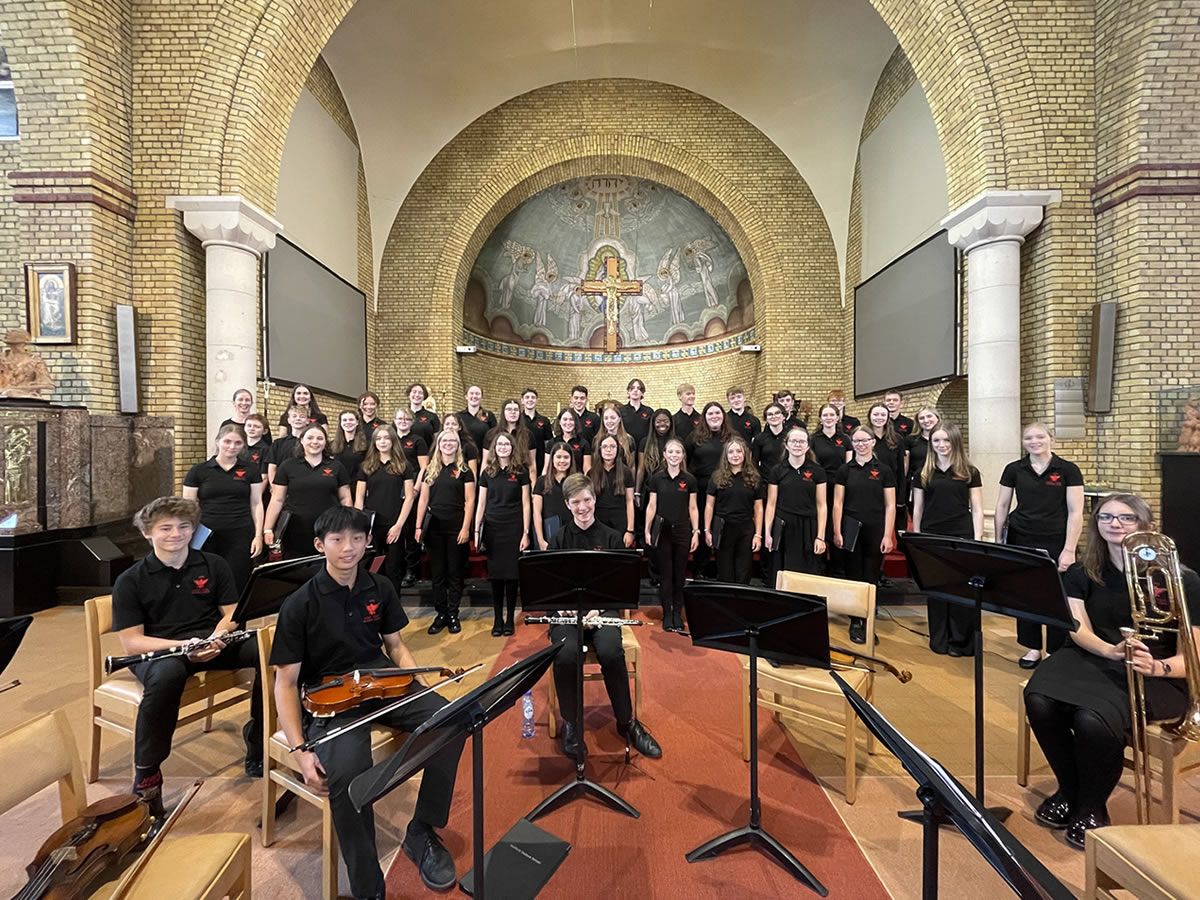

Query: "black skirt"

xmin=778 ymin=512 xmax=823 ymax=575
xmin=483 ymin=519 xmax=522 ymax=581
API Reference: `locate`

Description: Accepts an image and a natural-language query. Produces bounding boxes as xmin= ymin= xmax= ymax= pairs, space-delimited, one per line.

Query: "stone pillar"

xmin=166 ymin=196 xmax=282 ymax=440
xmin=941 ymin=189 xmax=1061 ymax=522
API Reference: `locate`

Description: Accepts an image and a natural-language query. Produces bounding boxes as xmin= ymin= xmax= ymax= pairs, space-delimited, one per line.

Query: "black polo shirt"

xmin=479 ymin=467 xmax=528 ymax=526
xmin=221 ymin=418 xmax=272 ymax=446
xmin=550 ymin=518 xmax=625 ymax=552
xmin=270 ymin=566 xmax=408 ymax=687
xmin=358 ymin=465 xmax=414 ymax=522
xmin=184 ymin=457 xmax=263 ymax=530
xmin=112 ymin=549 xmax=234 ymax=640
xmin=561 ymin=436 xmax=588 ymax=472
xmin=241 ymin=441 xmax=269 ymax=469
xmin=523 ymin=412 xmax=555 ymax=472
xmin=918 ymin=464 xmax=981 ymax=537
xmin=839 ymin=415 xmax=861 ymax=434
xmin=334 ymin=446 xmax=365 ymax=482
xmin=786 ymin=413 xmax=808 ymax=432
xmin=266 ymin=434 xmax=300 ymax=470
xmin=875 ymin=435 xmax=907 ymax=499
xmin=836 ymin=457 xmax=896 ymax=524
xmin=999 ymin=453 xmax=1084 ymax=536
xmin=906 ymin=434 xmax=931 ymax=484
xmin=361 ymin=417 xmax=383 ymax=438
xmin=576 ymin=409 xmax=601 ymax=445
xmin=458 ymin=408 xmax=496 ymax=450
xmin=274 ymin=457 xmax=351 ymax=521
xmin=649 ymin=469 xmax=697 ymax=525
xmin=276 ymin=411 xmax=328 ymax=430
xmin=708 ymin=471 xmax=764 ymax=523
xmin=536 ymin=476 xmax=569 ymax=524
xmin=620 ymin=403 xmax=653 ymax=449
xmin=811 ymin=429 xmax=850 ymax=477
xmin=594 ymin=466 xmax=634 ymax=528
xmin=891 ymin=414 xmax=915 ymax=438
xmin=396 ymin=434 xmax=429 ymax=474
xmin=688 ymin=436 xmax=725 ymax=485
xmin=460 ymin=441 xmax=480 ymax=467
xmin=752 ymin=427 xmax=787 ymax=477
xmin=673 ymin=408 xmax=702 ymax=441
xmin=728 ymin=408 xmax=761 ymax=442
xmin=410 ymin=409 xmax=440 ymax=446
xmin=770 ymin=461 xmax=827 ymax=517
xmin=427 ymin=463 xmax=474 ymax=521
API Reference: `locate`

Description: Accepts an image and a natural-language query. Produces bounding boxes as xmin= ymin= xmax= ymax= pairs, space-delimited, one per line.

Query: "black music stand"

xmin=231 ymin=554 xmax=323 ymax=623
xmin=0 ymin=615 xmax=32 ymax=693
xmin=832 ymin=672 xmax=1074 ymax=900
xmin=349 ymin=644 xmax=568 ymax=900
xmin=682 ymin=582 xmax=831 ymax=897
xmin=898 ymin=533 xmax=1076 ymax=821
xmin=519 ymin=549 xmax=643 ymax=821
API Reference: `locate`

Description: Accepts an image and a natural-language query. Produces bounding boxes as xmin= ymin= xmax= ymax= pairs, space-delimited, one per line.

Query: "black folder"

xmin=649 ymin=514 xmax=665 ymax=548
xmin=770 ymin=517 xmax=784 ymax=552
xmin=542 ymin=515 xmax=562 ymax=544
xmin=841 ymin=515 xmax=862 ymax=553
xmin=709 ymin=514 xmax=726 ymax=550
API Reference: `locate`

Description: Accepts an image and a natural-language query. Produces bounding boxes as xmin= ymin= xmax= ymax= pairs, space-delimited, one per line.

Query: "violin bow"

xmin=107 ymin=780 xmax=204 ymax=900
xmin=0 ymin=679 xmax=19 ymax=694
xmin=291 ymin=662 xmax=485 ymax=753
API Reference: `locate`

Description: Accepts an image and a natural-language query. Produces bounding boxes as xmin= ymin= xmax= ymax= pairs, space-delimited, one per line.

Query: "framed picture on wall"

xmin=24 ymin=262 xmax=77 ymax=344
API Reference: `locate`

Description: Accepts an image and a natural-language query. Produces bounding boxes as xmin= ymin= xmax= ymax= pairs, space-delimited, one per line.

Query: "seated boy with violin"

xmin=112 ymin=496 xmax=263 ymax=816
xmin=271 ymin=505 xmax=464 ymax=898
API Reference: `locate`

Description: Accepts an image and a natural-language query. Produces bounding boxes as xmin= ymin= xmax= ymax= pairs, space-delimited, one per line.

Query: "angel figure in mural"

xmin=566 ymin=287 xmax=589 ymax=342
xmin=683 ymin=238 xmax=719 ymax=308
xmin=498 ymin=240 xmax=534 ymax=310
xmin=529 ymin=253 xmax=558 ymax=327
xmin=621 ymin=282 xmax=665 ymax=344
xmin=657 ymin=248 xmax=685 ymax=324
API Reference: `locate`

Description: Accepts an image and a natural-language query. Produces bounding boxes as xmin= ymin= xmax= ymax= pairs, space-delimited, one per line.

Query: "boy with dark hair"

xmin=271 ymin=505 xmax=465 ymax=896
xmin=569 ymin=384 xmax=600 ymax=444
xmin=521 ymin=387 xmax=554 ymax=474
xmin=113 ymin=496 xmax=262 ymax=815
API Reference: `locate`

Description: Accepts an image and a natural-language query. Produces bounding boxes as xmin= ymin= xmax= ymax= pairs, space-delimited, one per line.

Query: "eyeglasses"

xmin=1097 ymin=512 xmax=1140 ymax=525
xmin=851 ymin=437 xmax=875 ymax=444
xmin=785 ymin=439 xmax=807 ymax=446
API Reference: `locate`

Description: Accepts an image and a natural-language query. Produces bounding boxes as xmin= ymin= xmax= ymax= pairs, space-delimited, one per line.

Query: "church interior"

xmin=1 ymin=0 xmax=1199 ymax=897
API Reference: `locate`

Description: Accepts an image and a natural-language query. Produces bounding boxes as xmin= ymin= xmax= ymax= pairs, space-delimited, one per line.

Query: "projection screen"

xmin=264 ymin=235 xmax=367 ymax=399
xmin=853 ymin=230 xmax=959 ymax=398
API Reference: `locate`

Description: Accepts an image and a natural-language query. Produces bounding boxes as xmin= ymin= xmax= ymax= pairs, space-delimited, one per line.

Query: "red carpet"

xmin=386 ymin=616 xmax=889 ymax=898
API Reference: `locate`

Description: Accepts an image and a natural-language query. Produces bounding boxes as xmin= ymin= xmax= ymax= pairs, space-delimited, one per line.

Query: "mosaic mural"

xmin=465 ymin=176 xmax=753 ymax=355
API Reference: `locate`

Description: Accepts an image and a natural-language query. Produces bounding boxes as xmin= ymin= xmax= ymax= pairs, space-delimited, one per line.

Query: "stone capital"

xmin=941 ymin=189 xmax=1062 ymax=253
xmin=166 ymin=194 xmax=282 ymax=256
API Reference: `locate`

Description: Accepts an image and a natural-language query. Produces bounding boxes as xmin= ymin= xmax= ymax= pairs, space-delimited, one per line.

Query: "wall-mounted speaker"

xmin=116 ymin=304 xmax=138 ymax=414
xmin=1086 ymin=301 xmax=1117 ymax=413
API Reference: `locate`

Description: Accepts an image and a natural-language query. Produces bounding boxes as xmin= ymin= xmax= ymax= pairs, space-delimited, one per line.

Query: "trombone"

xmin=1121 ymin=531 xmax=1200 ymax=824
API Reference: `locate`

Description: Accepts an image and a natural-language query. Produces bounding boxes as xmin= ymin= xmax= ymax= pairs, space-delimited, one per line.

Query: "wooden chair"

xmin=546 ymin=614 xmax=642 ymax=739
xmin=740 ymin=571 xmax=878 ymax=805
xmin=1016 ymin=677 xmax=1200 ymax=823
xmin=1086 ymin=824 xmax=1200 ymax=899
xmin=84 ymin=594 xmax=255 ymax=784
xmin=257 ymin=625 xmax=402 ymax=900
xmin=0 ymin=708 xmax=251 ymax=900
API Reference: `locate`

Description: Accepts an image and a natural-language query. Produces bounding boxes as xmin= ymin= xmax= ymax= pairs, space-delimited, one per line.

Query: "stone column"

xmin=941 ymin=189 xmax=1061 ymax=523
xmin=166 ymin=196 xmax=282 ymax=440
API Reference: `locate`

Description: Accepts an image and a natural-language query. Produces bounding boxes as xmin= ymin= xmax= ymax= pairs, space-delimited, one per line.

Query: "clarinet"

xmin=105 ymin=629 xmax=258 ymax=675
xmin=522 ymin=615 xmax=643 ymax=627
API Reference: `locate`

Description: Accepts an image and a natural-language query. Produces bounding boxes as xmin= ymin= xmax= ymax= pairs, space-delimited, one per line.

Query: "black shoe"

xmin=402 ymin=819 xmax=457 ymax=892
xmin=561 ymin=722 xmax=585 ymax=760
xmin=401 ymin=574 xmax=416 ymax=588
xmin=1065 ymin=810 xmax=1109 ymax=849
xmin=242 ymin=721 xmax=263 ymax=777
xmin=1019 ymin=651 xmax=1042 ymax=670
xmin=948 ymin=646 xmax=964 ymax=657
xmin=621 ymin=720 xmax=662 ymax=759
xmin=929 ymin=644 xmax=949 ymax=656
xmin=502 ymin=623 xmax=515 ymax=636
xmin=849 ymin=618 xmax=867 ymax=645
xmin=1034 ymin=792 xmax=1073 ymax=829
xmin=671 ymin=609 xmax=684 ymax=632
xmin=491 ymin=619 xmax=504 ymax=637
xmin=447 ymin=615 xmax=462 ymax=634
xmin=428 ymin=614 xmax=446 ymax=635
xmin=244 ymin=756 xmax=264 ymax=778
xmin=133 ymin=770 xmax=166 ymax=819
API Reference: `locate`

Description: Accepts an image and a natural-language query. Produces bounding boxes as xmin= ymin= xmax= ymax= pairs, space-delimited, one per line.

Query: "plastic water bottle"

xmin=521 ymin=690 xmax=536 ymax=738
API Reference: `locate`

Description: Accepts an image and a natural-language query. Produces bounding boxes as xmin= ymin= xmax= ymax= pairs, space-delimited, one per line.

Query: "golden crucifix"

xmin=577 ymin=256 xmax=643 ymax=352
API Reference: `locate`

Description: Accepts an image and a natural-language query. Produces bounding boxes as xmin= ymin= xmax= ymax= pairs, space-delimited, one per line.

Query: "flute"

xmin=523 ymin=615 xmax=643 ymax=627
xmin=105 ymin=629 xmax=258 ymax=675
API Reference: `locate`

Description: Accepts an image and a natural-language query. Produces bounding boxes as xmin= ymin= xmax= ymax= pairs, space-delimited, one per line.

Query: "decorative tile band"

xmin=463 ymin=326 xmax=759 ymax=365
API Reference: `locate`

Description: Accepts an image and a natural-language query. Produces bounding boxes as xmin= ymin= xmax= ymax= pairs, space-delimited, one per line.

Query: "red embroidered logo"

xmin=869 ymin=469 xmax=881 ymax=480
xmin=322 ymin=467 xmax=334 ymax=476
xmin=233 ymin=468 xmax=246 ymax=480
xmin=641 ymin=410 xmax=650 ymax=418
xmin=404 ymin=440 xmax=414 ymax=449
xmin=835 ymin=437 xmax=844 ymax=447
xmin=508 ymin=472 xmax=518 ymax=482
xmin=899 ymin=422 xmax=910 ymax=432
xmin=363 ymin=600 xmax=381 ymax=622
xmin=450 ymin=467 xmax=459 ymax=478
xmin=250 ymin=451 xmax=261 ymax=463
xmin=803 ymin=470 xmax=813 ymax=480
xmin=745 ymin=419 xmax=752 ymax=428
xmin=1047 ymin=472 xmax=1062 ymax=485
xmin=192 ymin=576 xmax=209 ymax=594
xmin=677 ymin=480 xmax=688 ymax=491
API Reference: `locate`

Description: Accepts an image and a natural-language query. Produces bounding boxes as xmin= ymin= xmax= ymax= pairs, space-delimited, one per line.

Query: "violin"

xmin=15 ymin=794 xmax=153 ymax=900
xmin=302 ymin=666 xmax=467 ymax=717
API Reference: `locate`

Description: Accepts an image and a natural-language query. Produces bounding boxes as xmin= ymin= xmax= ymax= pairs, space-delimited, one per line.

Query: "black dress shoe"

xmin=561 ymin=722 xmax=585 ymax=760
xmin=244 ymin=756 xmax=264 ymax=778
xmin=402 ymin=819 xmax=457 ymax=891
xmin=1034 ymin=792 xmax=1073 ymax=829
xmin=447 ymin=615 xmax=462 ymax=634
xmin=491 ymin=620 xmax=504 ymax=637
xmin=1019 ymin=653 xmax=1042 ymax=670
xmin=401 ymin=574 xmax=416 ymax=588
xmin=1065 ymin=810 xmax=1109 ymax=849
xmin=427 ymin=614 xmax=446 ymax=635
xmin=849 ymin=618 xmax=867 ymax=645
xmin=672 ymin=609 xmax=685 ymax=632
xmin=948 ymin=647 xmax=964 ymax=657
xmin=502 ymin=623 xmax=515 ymax=636
xmin=621 ymin=720 xmax=662 ymax=759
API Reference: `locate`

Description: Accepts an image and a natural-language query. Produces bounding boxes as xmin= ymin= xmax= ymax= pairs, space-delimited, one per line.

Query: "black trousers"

xmin=131 ymin=638 xmax=262 ymax=772
xmin=309 ymin=691 xmax=464 ymax=898
xmin=1008 ymin=527 xmax=1069 ymax=651
xmin=693 ymin=488 xmax=714 ymax=575
xmin=548 ymin=624 xmax=633 ymax=727
xmin=491 ymin=578 xmax=518 ymax=623
xmin=844 ymin=517 xmax=884 ymax=630
xmin=1024 ymin=691 xmax=1124 ymax=817
xmin=370 ymin=512 xmax=405 ymax=587
xmin=205 ymin=523 xmax=256 ymax=593
xmin=427 ymin=514 xmax=467 ymax=616
xmin=716 ymin=518 xmax=755 ymax=585
xmin=656 ymin=522 xmax=691 ymax=616
xmin=281 ymin=512 xmax=317 ymax=560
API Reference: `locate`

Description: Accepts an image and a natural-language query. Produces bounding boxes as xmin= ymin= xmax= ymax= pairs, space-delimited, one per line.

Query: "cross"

xmin=578 ymin=256 xmax=643 ymax=352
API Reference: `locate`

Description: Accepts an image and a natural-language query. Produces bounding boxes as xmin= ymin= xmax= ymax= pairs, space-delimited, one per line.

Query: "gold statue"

xmin=0 ymin=329 xmax=54 ymax=400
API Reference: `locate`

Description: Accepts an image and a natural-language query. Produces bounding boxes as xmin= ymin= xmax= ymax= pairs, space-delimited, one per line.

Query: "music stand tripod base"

xmin=686 ymin=823 xmax=826 ymax=893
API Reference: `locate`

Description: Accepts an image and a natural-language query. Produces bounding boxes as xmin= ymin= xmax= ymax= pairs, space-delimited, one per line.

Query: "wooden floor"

xmin=2 ymin=598 xmax=1196 ymax=898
